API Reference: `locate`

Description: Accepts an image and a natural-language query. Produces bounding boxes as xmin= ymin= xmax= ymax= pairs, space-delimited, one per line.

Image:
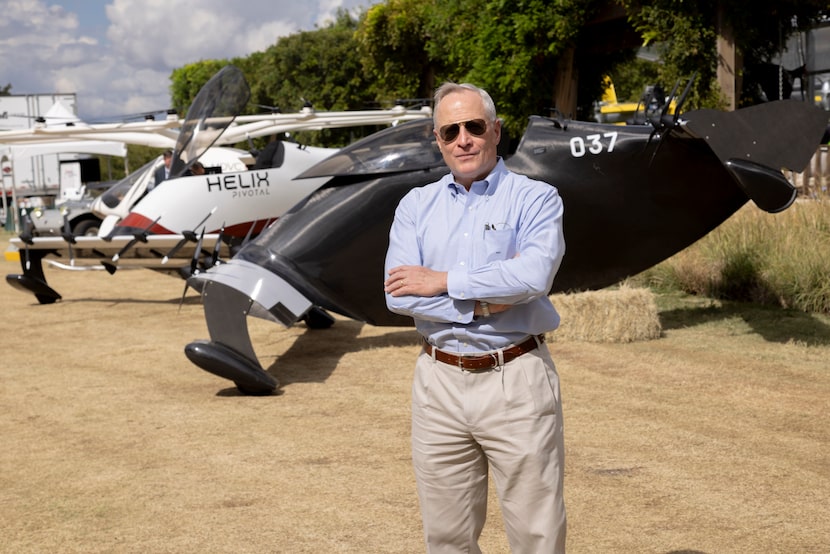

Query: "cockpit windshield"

xmin=295 ymin=118 xmax=444 ymax=178
xmin=169 ymin=65 xmax=250 ymax=178
xmin=98 ymin=159 xmax=157 ymax=209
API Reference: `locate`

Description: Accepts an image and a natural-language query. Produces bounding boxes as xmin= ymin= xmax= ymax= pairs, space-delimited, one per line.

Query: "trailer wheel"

xmin=72 ymin=219 xmax=101 ymax=236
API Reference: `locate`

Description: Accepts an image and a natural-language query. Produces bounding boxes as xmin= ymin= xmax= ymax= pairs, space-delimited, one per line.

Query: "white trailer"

xmin=1 ymin=94 xmax=126 ymax=232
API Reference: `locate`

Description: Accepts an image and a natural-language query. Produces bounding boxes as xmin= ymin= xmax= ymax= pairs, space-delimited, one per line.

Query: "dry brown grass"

xmin=550 ymin=285 xmax=662 ymax=343
xmin=634 ymin=199 xmax=830 ymax=313
xmin=2 ymin=232 xmax=829 ymax=553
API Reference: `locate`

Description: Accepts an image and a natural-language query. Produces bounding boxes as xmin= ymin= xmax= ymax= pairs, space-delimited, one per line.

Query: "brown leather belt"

xmin=422 ymin=335 xmax=544 ymax=371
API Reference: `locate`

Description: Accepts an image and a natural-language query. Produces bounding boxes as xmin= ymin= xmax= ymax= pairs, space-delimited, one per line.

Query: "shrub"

xmin=632 ymin=198 xmax=830 ymax=313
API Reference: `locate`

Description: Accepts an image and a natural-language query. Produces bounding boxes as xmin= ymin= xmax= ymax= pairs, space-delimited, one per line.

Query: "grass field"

xmin=1 ymin=231 xmax=829 ymax=553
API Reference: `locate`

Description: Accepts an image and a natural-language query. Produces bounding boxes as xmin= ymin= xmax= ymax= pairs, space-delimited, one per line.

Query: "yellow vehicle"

xmin=593 ymin=76 xmax=677 ymax=125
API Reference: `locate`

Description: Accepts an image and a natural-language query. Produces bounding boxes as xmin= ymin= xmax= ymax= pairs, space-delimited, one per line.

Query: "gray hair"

xmin=433 ymin=82 xmax=497 ymax=125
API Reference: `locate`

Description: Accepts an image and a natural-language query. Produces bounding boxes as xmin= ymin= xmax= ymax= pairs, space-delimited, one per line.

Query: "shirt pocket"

xmin=483 ymin=228 xmax=516 ymax=263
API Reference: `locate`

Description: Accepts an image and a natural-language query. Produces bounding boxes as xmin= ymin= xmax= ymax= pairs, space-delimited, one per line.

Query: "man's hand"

xmin=385 ymin=265 xmax=448 ymax=297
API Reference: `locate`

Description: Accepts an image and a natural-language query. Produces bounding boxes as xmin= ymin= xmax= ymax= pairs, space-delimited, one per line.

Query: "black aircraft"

xmin=184 ymin=84 xmax=827 ymax=395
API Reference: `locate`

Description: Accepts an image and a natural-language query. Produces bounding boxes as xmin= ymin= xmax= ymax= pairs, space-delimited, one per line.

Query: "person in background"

xmin=384 ymin=82 xmax=567 ymax=553
xmin=152 ymin=149 xmax=173 ymax=188
xmin=187 ymin=161 xmax=205 ymax=176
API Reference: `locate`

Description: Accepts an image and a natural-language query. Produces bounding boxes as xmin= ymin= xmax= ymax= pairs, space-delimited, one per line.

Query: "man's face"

xmin=163 ymin=154 xmax=172 ymax=168
xmin=433 ymin=89 xmax=501 ymax=188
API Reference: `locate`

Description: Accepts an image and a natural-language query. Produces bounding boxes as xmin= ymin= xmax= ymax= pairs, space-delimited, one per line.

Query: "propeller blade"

xmin=60 ymin=211 xmax=76 ymax=244
xmin=177 ymin=280 xmax=190 ymax=312
xmin=160 ymin=207 xmax=216 ymax=264
xmin=672 ymin=72 xmax=698 ymax=123
xmin=111 ymin=215 xmax=162 ymax=262
xmin=19 ymin=209 xmax=35 ymax=245
xmin=18 ymin=209 xmax=35 ymax=271
xmin=649 ymin=74 xmax=697 ymax=165
xmin=101 ymin=262 xmax=118 ymax=275
xmin=112 ymin=237 xmax=138 ymax=263
xmin=60 ymin=211 xmax=77 ymax=267
xmin=191 ymin=228 xmax=206 ymax=275
xmin=209 ymin=222 xmax=225 ymax=268
xmin=178 ymin=228 xmax=207 ymax=310
xmin=242 ymin=220 xmax=257 ymax=244
xmin=161 ymin=237 xmax=188 ymax=265
xmin=191 ymin=206 xmax=217 ymax=232
xmin=660 ymin=79 xmax=681 ymax=120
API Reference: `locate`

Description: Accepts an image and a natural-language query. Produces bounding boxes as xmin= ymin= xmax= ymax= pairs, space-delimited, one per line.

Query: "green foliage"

xmin=359 ymin=0 xmax=622 ymax=135
xmin=0 ymin=83 xmax=11 ymax=96
xmin=620 ymin=1 xmax=724 ymax=109
xmin=357 ymin=0 xmax=435 ymax=101
xmin=164 ymin=0 xmax=829 ymax=139
xmin=249 ymin=9 xmax=389 ymax=147
xmin=621 ymin=0 xmax=829 ymax=109
xmin=608 ymin=57 xmax=661 ymax=103
xmin=461 ymin=0 xmax=593 ymax=129
xmin=170 ymin=59 xmax=231 ymax=115
xmin=253 ymin=11 xmax=368 ymax=112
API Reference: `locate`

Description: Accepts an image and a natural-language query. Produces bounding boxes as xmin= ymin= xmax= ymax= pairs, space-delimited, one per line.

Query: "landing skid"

xmin=5 ymin=273 xmax=62 ymax=304
xmin=185 ymin=340 xmax=278 ymax=395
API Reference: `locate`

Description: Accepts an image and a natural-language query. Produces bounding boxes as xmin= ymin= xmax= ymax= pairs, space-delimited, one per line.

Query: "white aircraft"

xmin=3 ymin=65 xmax=431 ymax=304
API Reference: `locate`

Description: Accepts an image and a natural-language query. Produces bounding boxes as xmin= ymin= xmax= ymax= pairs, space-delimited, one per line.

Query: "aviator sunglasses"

xmin=438 ymin=118 xmax=488 ymax=142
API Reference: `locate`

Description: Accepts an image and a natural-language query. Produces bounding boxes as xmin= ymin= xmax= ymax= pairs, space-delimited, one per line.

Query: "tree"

xmin=0 ymin=83 xmax=11 ymax=96
xmin=169 ymin=59 xmax=231 ymax=115
xmin=356 ymin=0 xmax=436 ymax=102
xmin=168 ymin=0 xmax=829 ymax=142
xmin=246 ymin=10 xmax=394 ymax=146
xmin=358 ymin=0 xmax=623 ymax=134
xmin=621 ymin=0 xmax=829 ymax=108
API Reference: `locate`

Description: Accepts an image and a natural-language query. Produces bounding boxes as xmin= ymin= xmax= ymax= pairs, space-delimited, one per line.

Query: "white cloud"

xmin=0 ymin=0 xmax=379 ymax=120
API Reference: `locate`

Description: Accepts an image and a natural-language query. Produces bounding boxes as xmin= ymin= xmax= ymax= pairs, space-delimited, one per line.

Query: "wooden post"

xmin=553 ymin=47 xmax=578 ymax=117
xmin=716 ymin=3 xmax=738 ymax=110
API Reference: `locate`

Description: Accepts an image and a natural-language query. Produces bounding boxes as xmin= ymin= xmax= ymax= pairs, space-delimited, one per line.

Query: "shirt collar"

xmin=444 ymin=157 xmax=506 ymax=195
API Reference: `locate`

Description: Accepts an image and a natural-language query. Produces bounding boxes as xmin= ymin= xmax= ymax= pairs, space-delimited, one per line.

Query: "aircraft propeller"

xmin=111 ymin=215 xmax=162 ymax=263
xmin=178 ymin=228 xmax=206 ymax=311
xmin=161 ymin=207 xmax=217 ymax=264
xmin=59 ymin=208 xmax=77 ymax=267
xmin=207 ymin=222 xmax=225 ymax=269
xmin=644 ymin=79 xmax=682 ymax=146
xmin=646 ymin=73 xmax=698 ymax=163
xmin=17 ymin=209 xmax=36 ymax=271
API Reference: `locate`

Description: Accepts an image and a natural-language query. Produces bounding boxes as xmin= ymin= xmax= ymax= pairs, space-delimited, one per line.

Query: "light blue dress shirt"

xmin=385 ymin=158 xmax=565 ymax=353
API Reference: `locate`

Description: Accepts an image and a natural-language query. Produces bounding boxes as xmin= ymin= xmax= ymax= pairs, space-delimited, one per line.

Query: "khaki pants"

xmin=411 ymin=345 xmax=566 ymax=553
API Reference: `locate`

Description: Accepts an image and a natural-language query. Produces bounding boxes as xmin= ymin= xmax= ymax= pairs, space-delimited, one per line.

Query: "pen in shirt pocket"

xmin=485 ymin=222 xmax=510 ymax=231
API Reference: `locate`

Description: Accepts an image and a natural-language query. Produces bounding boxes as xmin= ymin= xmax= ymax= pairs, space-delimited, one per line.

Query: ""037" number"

xmin=569 ymin=131 xmax=618 ymax=157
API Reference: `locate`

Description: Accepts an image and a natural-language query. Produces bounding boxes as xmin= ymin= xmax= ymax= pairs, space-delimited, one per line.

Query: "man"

xmin=151 ymin=149 xmax=173 ymax=188
xmin=384 ymin=82 xmax=567 ymax=553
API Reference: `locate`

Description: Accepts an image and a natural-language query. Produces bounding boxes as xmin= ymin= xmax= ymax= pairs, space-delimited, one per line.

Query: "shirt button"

xmin=457 ymin=315 xmax=463 ymax=321
xmin=460 ymin=293 xmax=466 ymax=299
xmin=459 ymin=261 xmax=465 ymax=266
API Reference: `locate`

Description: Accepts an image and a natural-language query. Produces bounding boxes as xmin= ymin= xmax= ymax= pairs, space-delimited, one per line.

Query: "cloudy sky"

xmin=0 ymin=0 xmax=381 ymax=121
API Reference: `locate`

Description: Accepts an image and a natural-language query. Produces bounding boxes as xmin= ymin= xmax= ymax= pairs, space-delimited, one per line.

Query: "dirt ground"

xmin=1 ymin=235 xmax=829 ymax=553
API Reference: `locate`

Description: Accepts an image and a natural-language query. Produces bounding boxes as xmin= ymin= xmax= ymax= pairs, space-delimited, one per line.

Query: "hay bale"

xmin=547 ymin=286 xmax=662 ymax=343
